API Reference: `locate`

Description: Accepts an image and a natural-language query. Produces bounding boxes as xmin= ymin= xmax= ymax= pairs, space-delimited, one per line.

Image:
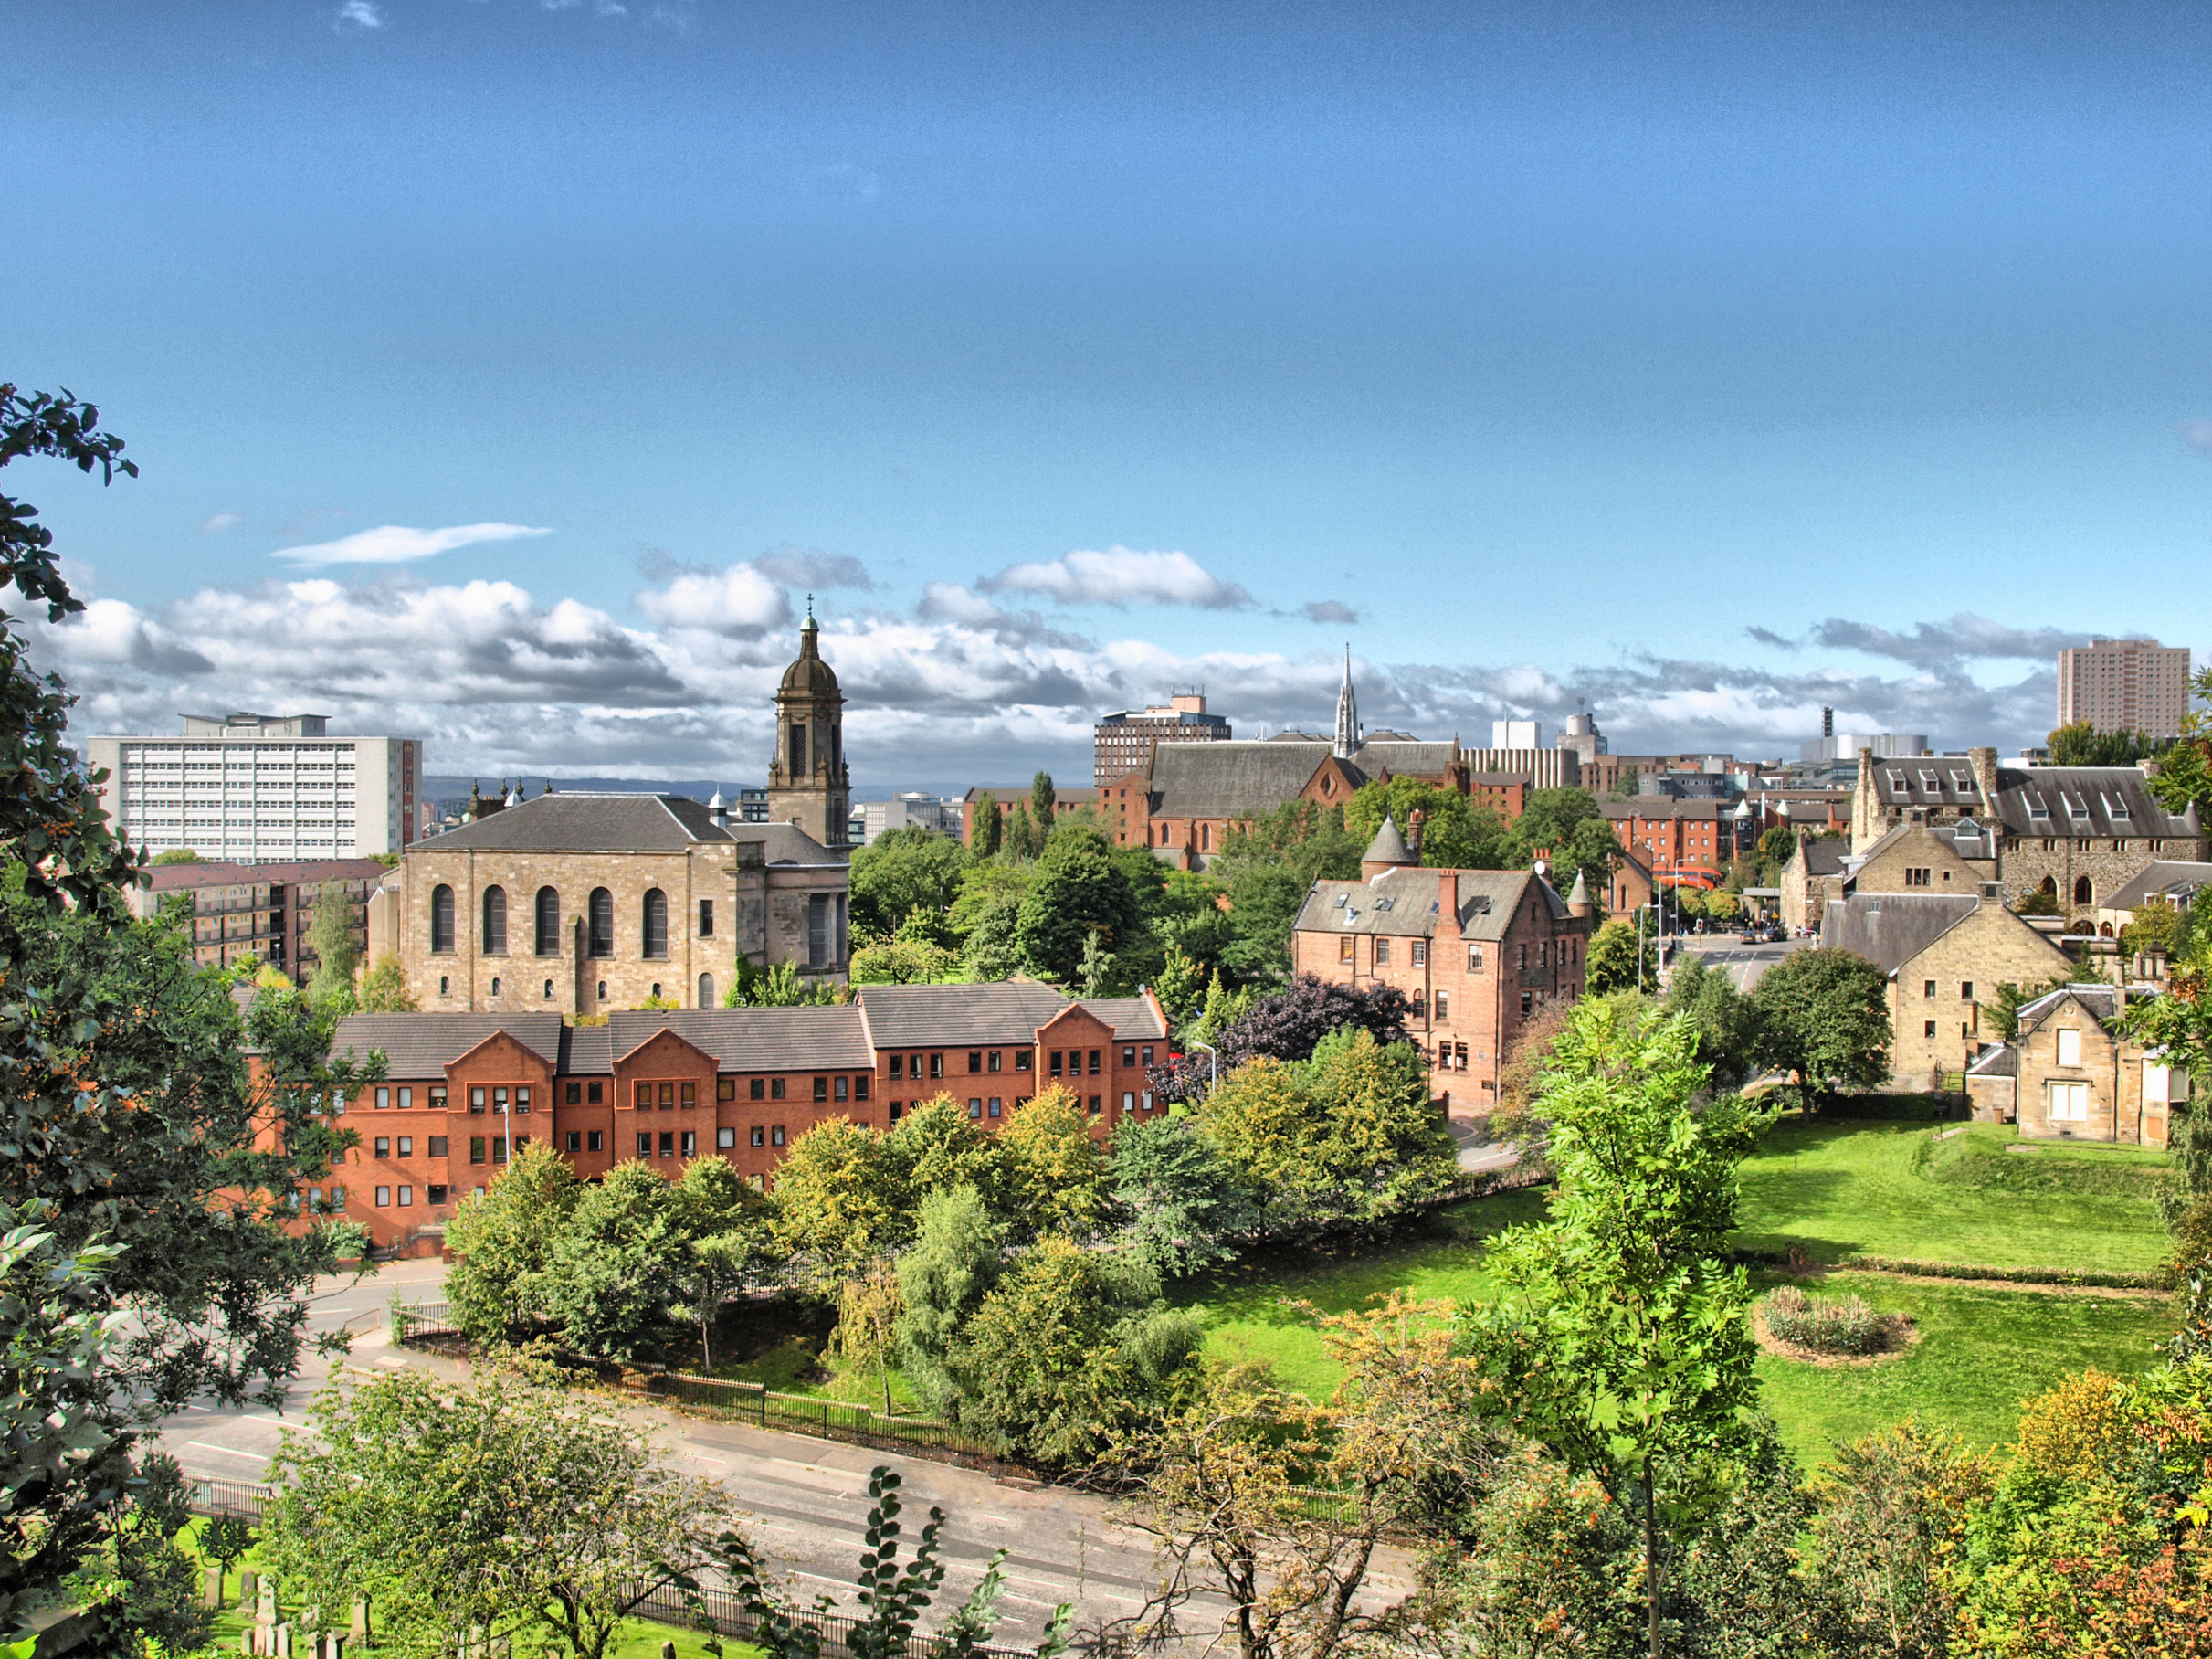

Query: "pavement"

xmin=151 ymin=1260 xmax=1412 ymax=1648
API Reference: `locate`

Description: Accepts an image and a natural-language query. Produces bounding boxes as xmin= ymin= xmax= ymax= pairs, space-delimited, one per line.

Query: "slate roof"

xmin=1077 ymin=995 xmax=1171 ymax=1041
xmin=1602 ymin=799 xmax=1728 ymax=821
xmin=855 ymin=982 xmax=1080 ymax=1047
xmin=1351 ymin=741 xmax=1459 ymax=777
xmin=1852 ymin=820 xmax=1998 ymax=871
xmin=2104 ymin=861 xmax=2212 ymax=912
xmin=604 ymin=1008 xmax=874 ymax=1071
xmin=1364 ymin=816 xmax=1416 ymax=867
xmin=1866 ymin=757 xmax=1986 ymax=809
xmin=2013 ymin=983 xmax=2123 ymax=1036
xmin=144 ymin=858 xmax=391 ymax=892
xmin=1294 ymin=865 xmax=1560 ymax=943
xmin=413 ymin=793 xmax=843 ymax=864
xmin=1966 ymin=1042 xmax=2016 ymax=1078
xmin=1818 ymin=893 xmax=1980 ymax=975
xmin=1866 ymin=760 xmax=2201 ymax=840
xmin=1148 ymin=743 xmax=1345 ymax=819
xmin=1801 ymin=839 xmax=1852 ymax=878
xmin=330 ymin=1012 xmax=567 ymax=1076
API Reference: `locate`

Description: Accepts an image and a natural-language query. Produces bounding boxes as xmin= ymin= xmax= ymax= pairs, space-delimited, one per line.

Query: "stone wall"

xmin=1885 ymin=903 xmax=2073 ymax=1090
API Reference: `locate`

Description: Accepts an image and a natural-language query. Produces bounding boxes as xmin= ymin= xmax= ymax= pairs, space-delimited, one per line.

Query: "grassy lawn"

xmin=1735 ymin=1118 xmax=2170 ymax=1273
xmin=1173 ymin=1152 xmax=2176 ymax=1464
xmin=1751 ymin=1270 xmax=2174 ymax=1465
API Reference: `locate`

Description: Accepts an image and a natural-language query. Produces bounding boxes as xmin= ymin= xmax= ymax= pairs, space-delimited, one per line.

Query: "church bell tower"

xmin=765 ymin=598 xmax=850 ymax=847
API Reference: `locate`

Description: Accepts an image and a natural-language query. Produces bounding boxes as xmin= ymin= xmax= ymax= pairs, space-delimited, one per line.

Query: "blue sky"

xmin=7 ymin=0 xmax=2210 ymax=786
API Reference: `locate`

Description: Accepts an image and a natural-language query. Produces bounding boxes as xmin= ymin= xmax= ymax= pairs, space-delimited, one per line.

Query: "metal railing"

xmin=639 ymin=1371 xmax=985 ymax=1454
xmin=185 ymin=1475 xmax=271 ymax=1523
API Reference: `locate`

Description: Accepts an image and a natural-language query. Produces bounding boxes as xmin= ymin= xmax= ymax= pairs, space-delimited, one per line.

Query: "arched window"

xmin=542 ymin=978 xmax=553 ymax=999
xmin=430 ymin=884 xmax=455 ymax=953
xmin=698 ymin=972 xmax=714 ymax=1009
xmin=2074 ymin=875 xmax=2094 ymax=906
xmin=788 ymin=723 xmax=806 ymax=777
xmin=2040 ymin=875 xmax=2058 ymax=897
xmin=588 ymin=888 xmax=614 ymax=957
xmin=534 ymin=887 xmax=561 ymax=956
xmin=642 ymin=888 xmax=669 ymax=958
xmin=481 ymin=885 xmax=507 ymax=955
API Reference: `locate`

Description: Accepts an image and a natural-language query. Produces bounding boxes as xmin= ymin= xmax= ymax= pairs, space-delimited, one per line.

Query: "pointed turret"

xmin=1361 ymin=813 xmax=1417 ymax=879
xmin=1333 ymin=645 xmax=1359 ymax=759
xmin=1565 ymin=867 xmax=1593 ymax=920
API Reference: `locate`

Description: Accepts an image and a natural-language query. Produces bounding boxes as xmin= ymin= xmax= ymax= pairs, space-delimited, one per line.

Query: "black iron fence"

xmin=638 ymin=1371 xmax=984 ymax=1453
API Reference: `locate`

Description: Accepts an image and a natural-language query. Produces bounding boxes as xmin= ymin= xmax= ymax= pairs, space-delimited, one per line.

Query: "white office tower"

xmin=1491 ymin=718 xmax=1541 ymax=749
xmin=85 ymin=713 xmax=423 ymax=861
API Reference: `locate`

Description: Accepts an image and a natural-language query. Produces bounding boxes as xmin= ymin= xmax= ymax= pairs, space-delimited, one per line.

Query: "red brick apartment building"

xmin=1290 ymin=819 xmax=1593 ymax=1121
xmin=1603 ymin=800 xmax=1752 ymax=888
xmin=311 ymin=982 xmax=1169 ymax=1252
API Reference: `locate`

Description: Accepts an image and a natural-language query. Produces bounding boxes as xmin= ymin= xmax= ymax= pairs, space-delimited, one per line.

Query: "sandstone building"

xmin=1965 ymin=983 xmax=2191 ymax=1147
xmin=394 ymin=618 xmax=853 ymax=1012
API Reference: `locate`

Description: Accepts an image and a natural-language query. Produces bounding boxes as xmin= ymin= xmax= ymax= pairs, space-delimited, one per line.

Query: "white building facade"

xmin=86 ymin=713 xmax=422 ymax=861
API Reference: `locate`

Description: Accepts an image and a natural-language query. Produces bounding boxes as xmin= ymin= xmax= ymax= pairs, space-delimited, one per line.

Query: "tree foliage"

xmin=1749 ymin=947 xmax=1891 ymax=1102
xmin=1016 ymin=826 xmax=1141 ymax=983
xmin=2048 ymin=719 xmax=2166 ymax=767
xmin=849 ymin=829 xmax=971 ymax=938
xmin=996 ymin=1085 xmax=1111 ymax=1239
xmin=1108 ymin=1117 xmax=1257 ymax=1279
xmin=893 ymin=1184 xmax=1005 ymax=1419
xmin=1587 ymin=916 xmax=1659 ymax=995
xmin=444 ymin=1138 xmax=581 ymax=1341
xmin=1472 ymin=998 xmax=1768 ymax=1657
xmin=260 ymin=1363 xmax=730 ymax=1659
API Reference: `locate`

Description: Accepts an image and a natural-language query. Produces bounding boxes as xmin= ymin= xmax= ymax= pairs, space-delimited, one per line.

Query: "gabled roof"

xmin=1350 ymin=741 xmax=1459 ymax=777
xmin=1799 ymin=838 xmax=1851 ymax=878
xmin=855 ymin=981 xmax=1083 ymax=1048
xmin=412 ymin=792 xmax=844 ymax=864
xmin=1818 ymin=894 xmax=1980 ymax=974
xmin=605 ymin=1008 xmax=874 ymax=1071
xmin=1966 ymin=1042 xmax=2016 ymax=1078
xmin=1866 ymin=761 xmax=2200 ymax=840
xmin=1293 ymin=865 xmax=1560 ymax=943
xmin=1077 ymin=995 xmax=1171 ymax=1041
xmin=2103 ymin=861 xmax=2212 ymax=912
xmin=1147 ymin=743 xmax=1355 ymax=819
xmin=2014 ymin=983 xmax=2123 ymax=1036
xmin=331 ymin=1012 xmax=567 ymax=1076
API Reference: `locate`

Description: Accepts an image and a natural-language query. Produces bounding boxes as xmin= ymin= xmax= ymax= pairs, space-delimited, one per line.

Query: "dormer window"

xmin=1333 ymin=893 xmax=1348 ymax=909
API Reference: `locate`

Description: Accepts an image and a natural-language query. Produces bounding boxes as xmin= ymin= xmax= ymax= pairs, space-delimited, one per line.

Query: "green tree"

xmin=1586 ymin=916 xmax=1659 ymax=994
xmin=1108 ymin=1116 xmax=1257 ymax=1278
xmin=848 ymin=828 xmax=970 ymax=937
xmin=1473 ymin=998 xmax=1768 ymax=1659
xmin=445 ymin=1138 xmax=582 ymax=1342
xmin=2122 ymin=893 xmax=2185 ymax=958
xmin=727 ymin=958 xmax=839 ymax=1007
xmin=1002 ymin=798 xmax=1040 ymax=860
xmin=972 ymin=791 xmax=1003 ymax=857
xmin=260 ymin=1363 xmax=730 ymax=1659
xmin=305 ymin=879 xmax=361 ymax=1010
xmin=1749 ymin=946 xmax=1891 ymax=1104
xmin=850 ymin=933 xmax=962 ymax=984
xmin=355 ymin=951 xmax=416 ymax=1011
xmin=2049 ymin=719 xmax=2165 ymax=766
xmin=1515 ymin=787 xmax=1606 ymax=857
xmin=1209 ymin=800 xmax=1362 ymax=983
xmin=1030 ymin=769 xmax=1057 ymax=828
xmin=893 ymin=1184 xmax=1006 ymax=1417
xmin=1755 ymin=825 xmax=1797 ymax=870
xmin=998 ymin=1086 xmax=1111 ymax=1239
xmin=147 ymin=848 xmax=204 ymax=865
xmin=1662 ymin=953 xmax=1757 ymax=1083
xmin=1016 ymin=825 xmax=1141 ymax=982
xmin=1346 ymin=778 xmax=1509 ymax=870
xmin=770 ymin=1120 xmax=913 ymax=1272
xmin=1153 ymin=938 xmax=1210 ymax=1033
xmin=542 ymin=1160 xmax=684 ymax=1358
xmin=944 ymin=1235 xmax=1202 ymax=1468
xmin=890 ymin=1094 xmax=1006 ymax=1210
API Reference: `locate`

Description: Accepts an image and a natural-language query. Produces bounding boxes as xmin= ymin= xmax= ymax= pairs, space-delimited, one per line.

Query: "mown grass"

xmin=1751 ymin=1270 xmax=2173 ymax=1464
xmin=1173 ymin=1123 xmax=2177 ymax=1460
xmin=1736 ymin=1118 xmax=2169 ymax=1273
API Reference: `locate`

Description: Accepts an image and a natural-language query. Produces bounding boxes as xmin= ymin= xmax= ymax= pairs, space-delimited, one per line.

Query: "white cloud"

xmin=334 ymin=0 xmax=384 ymax=29
xmin=978 ymin=546 xmax=1254 ymax=610
xmin=632 ymin=564 xmax=790 ymax=637
xmin=274 ymin=523 xmax=552 ymax=566
xmin=198 ymin=512 xmax=241 ymax=534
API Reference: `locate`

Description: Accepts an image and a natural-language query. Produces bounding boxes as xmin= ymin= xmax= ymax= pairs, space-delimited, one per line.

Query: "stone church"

xmin=389 ymin=612 xmax=852 ymax=1014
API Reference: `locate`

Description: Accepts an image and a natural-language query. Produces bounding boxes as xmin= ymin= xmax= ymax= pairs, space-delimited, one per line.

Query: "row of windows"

xmin=429 ymin=884 xmax=713 ymax=958
xmin=371 ymin=1184 xmax=449 ymax=1207
xmin=370 ymin=1135 xmax=448 ymax=1158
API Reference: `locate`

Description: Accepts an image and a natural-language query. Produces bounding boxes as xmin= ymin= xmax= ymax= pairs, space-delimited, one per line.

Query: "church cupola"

xmin=765 ymin=597 xmax=850 ymax=847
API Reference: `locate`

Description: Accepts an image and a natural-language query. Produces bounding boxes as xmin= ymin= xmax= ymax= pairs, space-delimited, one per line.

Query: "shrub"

xmin=1761 ymin=1284 xmax=1892 ymax=1356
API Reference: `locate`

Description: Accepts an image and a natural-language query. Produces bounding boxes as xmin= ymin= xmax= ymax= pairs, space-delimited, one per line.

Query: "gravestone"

xmin=238 ymin=1569 xmax=258 ymax=1608
xmin=205 ymin=1565 xmax=225 ymax=1608
xmin=350 ymin=1596 xmax=371 ymax=1642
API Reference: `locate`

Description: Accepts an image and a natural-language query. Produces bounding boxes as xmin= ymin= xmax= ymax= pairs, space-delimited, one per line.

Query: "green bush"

xmin=1761 ymin=1284 xmax=1892 ymax=1356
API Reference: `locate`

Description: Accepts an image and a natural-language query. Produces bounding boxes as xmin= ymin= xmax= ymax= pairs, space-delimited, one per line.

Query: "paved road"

xmin=153 ymin=1263 xmax=1410 ymax=1647
xmin=1672 ymin=935 xmax=1809 ymax=994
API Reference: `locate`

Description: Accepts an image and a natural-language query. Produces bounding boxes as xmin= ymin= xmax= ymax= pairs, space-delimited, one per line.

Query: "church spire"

xmin=1333 ymin=645 xmax=1359 ymax=759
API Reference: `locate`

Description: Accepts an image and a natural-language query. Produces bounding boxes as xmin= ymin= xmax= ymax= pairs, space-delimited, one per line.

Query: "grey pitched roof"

xmin=411 ymin=792 xmax=844 ymax=865
xmin=2103 ymin=861 xmax=2212 ymax=912
xmin=1078 ymin=996 xmax=1170 ymax=1041
xmin=1866 ymin=760 xmax=2201 ymax=840
xmin=1801 ymin=838 xmax=1851 ymax=877
xmin=1364 ymin=815 xmax=1415 ymax=867
xmin=1819 ymin=893 xmax=1980 ymax=975
xmin=2015 ymin=983 xmax=2123 ymax=1036
xmin=1866 ymin=757 xmax=1986 ymax=809
xmin=856 ymin=982 xmax=1082 ymax=1048
xmin=1147 ymin=743 xmax=1348 ymax=819
xmin=606 ymin=1008 xmax=874 ymax=1071
xmin=330 ymin=1012 xmax=567 ymax=1076
xmin=1602 ymin=799 xmax=1727 ymax=821
xmin=1294 ymin=865 xmax=1555 ymax=943
xmin=1351 ymin=741 xmax=1459 ymax=777
xmin=1966 ymin=1042 xmax=2016 ymax=1078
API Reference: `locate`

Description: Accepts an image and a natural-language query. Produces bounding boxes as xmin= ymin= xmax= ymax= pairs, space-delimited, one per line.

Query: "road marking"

xmin=186 ymin=1442 xmax=269 ymax=1462
xmin=374 ymin=1356 xmax=410 ymax=1368
xmin=690 ymin=1453 xmax=729 ymax=1466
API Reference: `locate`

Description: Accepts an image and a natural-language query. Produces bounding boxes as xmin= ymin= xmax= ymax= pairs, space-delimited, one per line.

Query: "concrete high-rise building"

xmin=1093 ymin=691 xmax=1231 ymax=785
xmin=1491 ymin=718 xmax=1541 ymax=749
xmin=85 ymin=714 xmax=421 ymax=861
xmin=2057 ymin=638 xmax=2192 ymax=737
